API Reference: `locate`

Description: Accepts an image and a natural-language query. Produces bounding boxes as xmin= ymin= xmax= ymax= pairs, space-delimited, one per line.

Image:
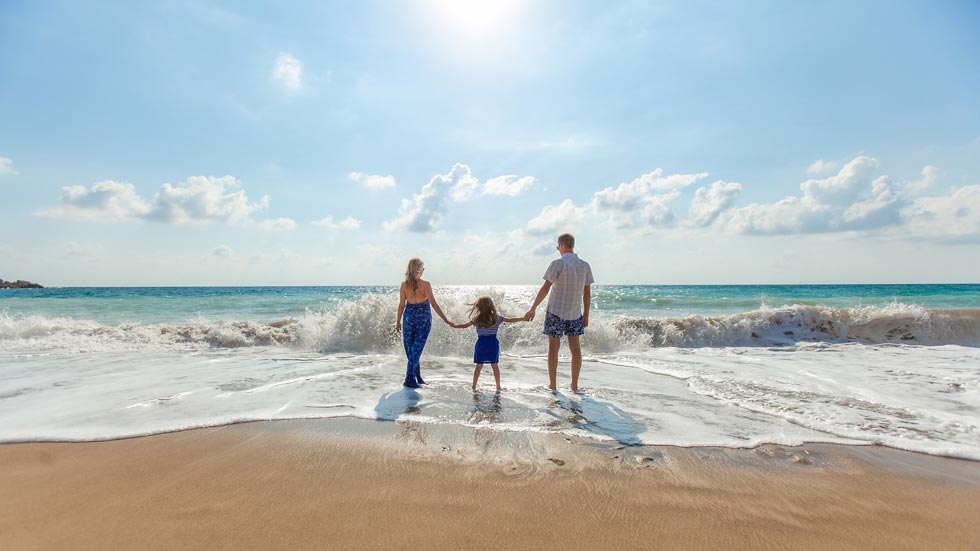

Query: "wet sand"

xmin=1 ymin=419 xmax=978 ymax=551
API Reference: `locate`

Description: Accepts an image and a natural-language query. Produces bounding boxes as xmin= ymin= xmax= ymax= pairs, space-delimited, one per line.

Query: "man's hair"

xmin=557 ymin=233 xmax=575 ymax=249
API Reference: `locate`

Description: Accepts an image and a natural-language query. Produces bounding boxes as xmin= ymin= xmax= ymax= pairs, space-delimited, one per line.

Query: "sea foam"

xmin=3 ymin=292 xmax=978 ymax=459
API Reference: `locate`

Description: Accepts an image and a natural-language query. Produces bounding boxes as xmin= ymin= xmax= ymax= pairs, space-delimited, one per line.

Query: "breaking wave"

xmin=2 ymin=294 xmax=978 ymax=353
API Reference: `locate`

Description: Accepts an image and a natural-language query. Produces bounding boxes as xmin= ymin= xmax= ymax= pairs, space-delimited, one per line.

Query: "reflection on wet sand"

xmin=469 ymin=391 xmax=502 ymax=423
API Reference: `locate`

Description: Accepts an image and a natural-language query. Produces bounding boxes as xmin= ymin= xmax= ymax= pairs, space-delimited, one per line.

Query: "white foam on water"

xmin=1 ymin=294 xmax=978 ymax=458
xmin=1 ymin=339 xmax=977 ymax=459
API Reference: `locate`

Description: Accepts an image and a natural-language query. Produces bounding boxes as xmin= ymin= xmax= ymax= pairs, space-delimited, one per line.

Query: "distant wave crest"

xmin=611 ymin=303 xmax=980 ymax=347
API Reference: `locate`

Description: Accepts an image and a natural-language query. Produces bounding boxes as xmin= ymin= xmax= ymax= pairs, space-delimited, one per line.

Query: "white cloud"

xmin=313 ymin=215 xmax=361 ymax=230
xmin=449 ymin=166 xmax=481 ymax=201
xmin=494 ymin=229 xmax=529 ymax=257
xmin=0 ymin=156 xmax=17 ymax=175
xmin=36 ymin=180 xmax=152 ymax=221
xmin=840 ymin=176 xmax=902 ymax=230
xmin=905 ymin=165 xmax=940 ymax=196
xmin=150 ymin=176 xmax=268 ymax=225
xmin=526 ymin=199 xmax=585 ymax=235
xmin=348 ymin=172 xmax=396 ymax=190
xmin=591 ymin=169 xmax=707 ymax=230
xmin=902 ymin=185 xmax=980 ymax=242
xmin=688 ymin=180 xmax=743 ymax=227
xmin=727 ymin=196 xmax=810 ymax=235
xmin=36 ymin=175 xmax=286 ymax=228
xmin=384 ymin=163 xmax=486 ymax=232
xmin=726 ymin=157 xmax=976 ymax=237
xmin=728 ymin=156 xmax=890 ymax=235
xmin=806 ymin=159 xmax=838 ymax=175
xmin=799 ymin=156 xmax=878 ymax=206
xmin=257 ymin=217 xmax=297 ymax=231
xmin=384 ymin=163 xmax=537 ymax=232
xmin=483 ymin=175 xmax=535 ymax=197
xmin=530 ymin=240 xmax=557 ymax=256
xmin=212 ymin=245 xmax=233 ymax=257
xmin=272 ymin=53 xmax=302 ymax=91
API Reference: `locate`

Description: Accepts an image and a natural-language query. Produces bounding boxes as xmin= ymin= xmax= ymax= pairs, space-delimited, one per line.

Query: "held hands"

xmin=523 ymin=309 xmax=536 ymax=322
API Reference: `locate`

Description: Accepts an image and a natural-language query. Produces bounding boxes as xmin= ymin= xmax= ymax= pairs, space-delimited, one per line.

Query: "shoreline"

xmin=4 ymin=415 xmax=980 ymax=467
xmin=2 ymin=418 xmax=978 ymax=550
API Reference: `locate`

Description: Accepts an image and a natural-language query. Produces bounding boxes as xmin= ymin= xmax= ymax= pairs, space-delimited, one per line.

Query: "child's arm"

xmin=502 ymin=317 xmax=525 ymax=323
xmin=450 ymin=321 xmax=473 ymax=329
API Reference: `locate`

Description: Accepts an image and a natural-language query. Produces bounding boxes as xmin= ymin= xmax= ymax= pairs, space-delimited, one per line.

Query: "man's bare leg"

xmin=567 ymin=335 xmax=582 ymax=392
xmin=547 ymin=337 xmax=561 ymax=390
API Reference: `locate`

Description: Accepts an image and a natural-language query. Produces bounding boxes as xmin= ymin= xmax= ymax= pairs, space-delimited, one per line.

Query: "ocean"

xmin=1 ymin=284 xmax=978 ymax=459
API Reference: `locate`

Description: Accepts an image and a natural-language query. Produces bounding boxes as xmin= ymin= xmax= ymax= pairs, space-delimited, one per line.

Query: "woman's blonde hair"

xmin=404 ymin=258 xmax=424 ymax=292
xmin=468 ymin=296 xmax=498 ymax=329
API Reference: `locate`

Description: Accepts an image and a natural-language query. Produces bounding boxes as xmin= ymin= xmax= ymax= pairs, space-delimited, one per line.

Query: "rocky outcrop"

xmin=0 ymin=279 xmax=43 ymax=289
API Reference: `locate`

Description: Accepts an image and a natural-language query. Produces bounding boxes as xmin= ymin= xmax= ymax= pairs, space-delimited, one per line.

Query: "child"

xmin=450 ymin=296 xmax=524 ymax=392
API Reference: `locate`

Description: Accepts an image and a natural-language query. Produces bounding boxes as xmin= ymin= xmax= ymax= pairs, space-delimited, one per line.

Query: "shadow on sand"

xmin=544 ymin=391 xmax=646 ymax=446
xmin=374 ymin=387 xmax=422 ymax=421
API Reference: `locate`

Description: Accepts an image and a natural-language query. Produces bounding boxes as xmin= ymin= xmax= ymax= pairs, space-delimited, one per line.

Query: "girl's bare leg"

xmin=472 ymin=364 xmax=483 ymax=390
xmin=490 ymin=363 xmax=501 ymax=391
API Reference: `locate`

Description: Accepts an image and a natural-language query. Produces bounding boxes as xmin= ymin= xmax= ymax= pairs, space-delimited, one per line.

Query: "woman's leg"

xmin=402 ymin=308 xmax=422 ymax=388
xmin=472 ymin=364 xmax=483 ymax=390
xmin=402 ymin=306 xmax=431 ymax=386
xmin=490 ymin=363 xmax=501 ymax=391
xmin=411 ymin=311 xmax=431 ymax=384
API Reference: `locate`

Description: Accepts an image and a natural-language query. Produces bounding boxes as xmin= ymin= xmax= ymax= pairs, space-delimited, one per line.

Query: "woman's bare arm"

xmin=396 ymin=283 xmax=406 ymax=332
xmin=423 ymin=281 xmax=452 ymax=324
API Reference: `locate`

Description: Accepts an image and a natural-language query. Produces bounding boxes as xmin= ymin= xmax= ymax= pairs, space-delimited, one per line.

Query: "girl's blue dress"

xmin=473 ymin=315 xmax=504 ymax=364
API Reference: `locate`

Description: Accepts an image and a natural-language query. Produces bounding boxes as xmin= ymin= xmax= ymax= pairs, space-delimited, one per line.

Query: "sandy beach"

xmin=1 ymin=419 xmax=978 ymax=551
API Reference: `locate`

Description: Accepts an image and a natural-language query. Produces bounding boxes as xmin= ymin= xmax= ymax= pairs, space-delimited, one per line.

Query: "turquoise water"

xmin=2 ymin=284 xmax=978 ymax=324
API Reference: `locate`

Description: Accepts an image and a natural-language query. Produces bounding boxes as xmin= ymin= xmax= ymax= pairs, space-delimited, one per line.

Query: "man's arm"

xmin=524 ymin=281 xmax=552 ymax=321
xmin=582 ymin=284 xmax=591 ymax=327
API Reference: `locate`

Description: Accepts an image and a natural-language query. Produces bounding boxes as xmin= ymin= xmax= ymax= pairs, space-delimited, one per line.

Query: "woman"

xmin=396 ymin=258 xmax=452 ymax=388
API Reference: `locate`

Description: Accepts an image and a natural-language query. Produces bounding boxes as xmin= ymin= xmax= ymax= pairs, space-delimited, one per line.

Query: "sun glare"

xmin=424 ymin=0 xmax=522 ymax=40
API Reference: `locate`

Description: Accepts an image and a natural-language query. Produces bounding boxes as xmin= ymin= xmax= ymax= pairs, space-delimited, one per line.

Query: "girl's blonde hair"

xmin=404 ymin=258 xmax=424 ymax=292
xmin=468 ymin=296 xmax=499 ymax=329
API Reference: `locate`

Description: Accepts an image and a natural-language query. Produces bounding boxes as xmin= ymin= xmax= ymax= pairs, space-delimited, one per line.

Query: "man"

xmin=524 ymin=233 xmax=594 ymax=392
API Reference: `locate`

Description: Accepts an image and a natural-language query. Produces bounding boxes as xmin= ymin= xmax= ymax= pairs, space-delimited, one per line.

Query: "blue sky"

xmin=1 ymin=0 xmax=979 ymax=285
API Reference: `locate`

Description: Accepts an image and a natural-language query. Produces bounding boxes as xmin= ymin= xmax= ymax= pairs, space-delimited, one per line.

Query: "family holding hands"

xmin=396 ymin=233 xmax=594 ymax=393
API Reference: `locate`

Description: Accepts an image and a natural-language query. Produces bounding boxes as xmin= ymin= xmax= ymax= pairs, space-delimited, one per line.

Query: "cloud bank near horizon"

xmin=31 ymin=156 xmax=978 ymax=246
xmin=36 ymin=175 xmax=294 ymax=230
xmin=523 ymin=156 xmax=977 ymax=243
